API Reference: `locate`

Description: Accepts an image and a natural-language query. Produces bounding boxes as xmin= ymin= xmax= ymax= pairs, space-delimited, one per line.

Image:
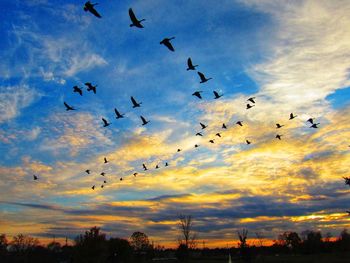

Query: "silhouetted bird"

xmin=128 ymin=8 xmax=145 ymax=28
xmin=140 ymin=116 xmax=150 ymax=125
xmin=192 ymin=91 xmax=203 ymax=99
xmin=73 ymin=86 xmax=83 ymax=96
xmin=209 ymin=139 xmax=215 ymax=144
xmin=200 ymin=122 xmax=207 ymax=129
xmin=246 ymin=140 xmax=251 ymax=145
xmin=177 ymin=149 xmax=181 ymax=152
xmin=247 ymin=97 xmax=256 ymax=104
xmin=216 ymin=133 xmax=221 ymax=137
xmin=213 ymin=91 xmax=223 ymax=99
xmin=187 ymin=58 xmax=198 ymax=70
xmin=131 ymin=96 xmax=141 ymax=108
xmin=104 ymin=157 xmax=108 ymax=164
xmin=33 ymin=175 xmax=38 ymax=180
xmin=246 ymin=104 xmax=255 ymax=109
xmin=85 ymin=82 xmax=97 ymax=94
xmin=160 ymin=37 xmax=175 ymax=51
xmin=307 ymin=118 xmax=314 ymax=124
xmin=104 ymin=180 xmax=107 ymax=184
xmin=155 ymin=164 xmax=159 ymax=169
xmin=196 ymin=132 xmax=203 ymax=136
xmin=289 ymin=113 xmax=297 ymax=120
xmin=100 ymin=172 xmax=105 ymax=176
xmin=276 ymin=134 xmax=283 ymax=140
xmin=143 ymin=163 xmax=147 ymax=171
xmin=102 ymin=118 xmax=110 ymax=127
xmin=120 ymin=178 xmax=123 ymax=181
xmin=84 ymin=1 xmax=101 ymax=18
xmin=64 ymin=102 xmax=75 ymax=111
xmin=236 ymin=121 xmax=243 ymax=126
xmin=310 ymin=123 xmax=320 ymax=128
xmin=114 ymin=108 xmax=125 ymax=119
xmin=344 ymin=177 xmax=350 ymax=186
xmin=222 ymin=123 xmax=227 ymax=129
xmin=133 ymin=172 xmax=138 ymax=177
xmin=101 ymin=185 xmax=104 ymax=188
xmin=85 ymin=170 xmax=90 ymax=174
xmin=92 ymin=185 xmax=95 ymax=190
xmin=276 ymin=123 xmax=284 ymax=129
xmin=165 ymin=162 xmax=169 ymax=167
xmin=198 ymin=72 xmax=212 ymax=83
xmin=195 ymin=144 xmax=199 ymax=148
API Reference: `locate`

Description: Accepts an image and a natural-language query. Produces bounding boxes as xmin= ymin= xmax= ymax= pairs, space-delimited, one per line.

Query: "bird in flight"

xmin=222 ymin=123 xmax=227 ymax=129
xmin=196 ymin=132 xmax=203 ymax=136
xmin=133 ymin=172 xmax=138 ymax=177
xmin=276 ymin=123 xmax=284 ymax=129
xmin=289 ymin=113 xmax=297 ymax=120
xmin=143 ymin=164 xmax=148 ymax=171
xmin=165 ymin=162 xmax=169 ymax=167
xmin=91 ymin=185 xmax=95 ymax=190
xmin=64 ymin=102 xmax=75 ymax=111
xmin=103 ymin=180 xmax=107 ymax=184
xmin=85 ymin=170 xmax=90 ymax=174
xmin=209 ymin=139 xmax=215 ymax=144
xmin=102 ymin=118 xmax=110 ymax=127
xmin=198 ymin=72 xmax=212 ymax=83
xmin=187 ymin=58 xmax=198 ymax=70
xmin=101 ymin=185 xmax=104 ymax=188
xmin=100 ymin=172 xmax=105 ymax=176
xmin=114 ymin=108 xmax=125 ymax=119
xmin=73 ymin=86 xmax=83 ymax=96
xmin=131 ymin=96 xmax=141 ymax=108
xmin=120 ymin=178 xmax=123 ymax=181
xmin=140 ymin=116 xmax=150 ymax=126
xmin=310 ymin=123 xmax=320 ymax=128
xmin=104 ymin=157 xmax=108 ymax=164
xmin=276 ymin=134 xmax=283 ymax=140
xmin=195 ymin=144 xmax=199 ymax=148
xmin=128 ymin=8 xmax=145 ymax=28
xmin=192 ymin=91 xmax=203 ymax=99
xmin=155 ymin=164 xmax=159 ymax=169
xmin=247 ymin=97 xmax=256 ymax=104
xmin=33 ymin=175 xmax=38 ymax=180
xmin=236 ymin=121 xmax=243 ymax=126
xmin=215 ymin=133 xmax=221 ymax=137
xmin=84 ymin=1 xmax=101 ymax=18
xmin=200 ymin=122 xmax=207 ymax=129
xmin=213 ymin=91 xmax=223 ymax=99
xmin=246 ymin=140 xmax=251 ymax=145
xmin=246 ymin=104 xmax=255 ymax=109
xmin=307 ymin=118 xmax=314 ymax=124
xmin=85 ymin=83 xmax=97 ymax=94
xmin=160 ymin=37 xmax=175 ymax=51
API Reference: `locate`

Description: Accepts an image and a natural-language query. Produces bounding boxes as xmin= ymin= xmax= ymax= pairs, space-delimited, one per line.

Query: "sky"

xmin=0 ymin=0 xmax=350 ymax=248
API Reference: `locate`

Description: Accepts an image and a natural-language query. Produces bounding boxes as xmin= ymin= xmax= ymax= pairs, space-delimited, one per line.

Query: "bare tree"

xmin=255 ymin=232 xmax=264 ymax=247
xmin=178 ymin=214 xmax=196 ymax=249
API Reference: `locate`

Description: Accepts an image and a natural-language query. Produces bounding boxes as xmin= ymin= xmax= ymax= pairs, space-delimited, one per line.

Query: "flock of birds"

xmin=32 ymin=2 xmax=349 ymax=215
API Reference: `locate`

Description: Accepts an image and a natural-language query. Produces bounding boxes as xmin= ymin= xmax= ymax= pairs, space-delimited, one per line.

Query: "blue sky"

xmin=0 ymin=0 xmax=350 ymax=247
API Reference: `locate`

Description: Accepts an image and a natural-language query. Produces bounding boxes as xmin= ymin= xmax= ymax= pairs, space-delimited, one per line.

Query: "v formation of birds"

xmin=34 ymin=2 xmax=349 ymax=215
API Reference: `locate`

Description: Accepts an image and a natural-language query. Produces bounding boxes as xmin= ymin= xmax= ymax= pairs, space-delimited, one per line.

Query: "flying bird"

xmin=142 ymin=163 xmax=148 ymax=171
xmin=165 ymin=162 xmax=169 ymax=167
xmin=101 ymin=185 xmax=104 ymax=188
xmin=209 ymin=139 xmax=215 ymax=144
xmin=215 ymin=133 xmax=221 ymax=137
xmin=247 ymin=97 xmax=256 ymax=104
xmin=196 ymin=132 xmax=203 ymax=136
xmin=187 ymin=58 xmax=198 ymax=70
xmin=246 ymin=140 xmax=251 ymax=145
xmin=213 ymin=91 xmax=223 ymax=99
xmin=104 ymin=157 xmax=108 ymax=164
xmin=100 ymin=172 xmax=105 ymax=176
xmin=200 ymin=122 xmax=207 ymax=129
xmin=160 ymin=37 xmax=175 ymax=51
xmin=85 ymin=83 xmax=97 ymax=94
xmin=198 ymin=72 xmax=212 ymax=83
xmin=276 ymin=134 xmax=283 ymax=140
xmin=84 ymin=1 xmax=101 ymax=18
xmin=246 ymin=104 xmax=255 ymax=109
xmin=120 ymin=178 xmax=123 ymax=181
xmin=140 ymin=116 xmax=150 ymax=126
xmin=276 ymin=123 xmax=284 ymax=129
xmin=307 ymin=118 xmax=314 ymax=124
xmin=92 ymin=185 xmax=95 ymax=190
xmin=310 ymin=123 xmax=320 ymax=128
xmin=33 ymin=175 xmax=38 ymax=180
xmin=222 ymin=123 xmax=227 ymax=129
xmin=73 ymin=86 xmax=83 ymax=96
xmin=155 ymin=164 xmax=159 ymax=169
xmin=236 ymin=121 xmax=243 ymax=126
xmin=114 ymin=108 xmax=125 ymax=119
xmin=133 ymin=172 xmax=138 ymax=177
xmin=195 ymin=144 xmax=199 ymax=148
xmin=64 ymin=102 xmax=75 ymax=111
xmin=85 ymin=170 xmax=90 ymax=174
xmin=103 ymin=180 xmax=107 ymax=184
xmin=128 ymin=8 xmax=145 ymax=28
xmin=177 ymin=149 xmax=181 ymax=152
xmin=131 ymin=96 xmax=141 ymax=108
xmin=289 ymin=113 xmax=297 ymax=120
xmin=192 ymin=91 xmax=203 ymax=99
xmin=102 ymin=118 xmax=110 ymax=127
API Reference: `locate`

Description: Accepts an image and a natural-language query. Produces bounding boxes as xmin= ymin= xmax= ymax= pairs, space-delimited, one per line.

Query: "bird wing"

xmin=131 ymin=96 xmax=137 ymax=106
xmin=198 ymin=72 xmax=205 ymax=81
xmin=187 ymin=58 xmax=193 ymax=68
xmin=129 ymin=8 xmax=138 ymax=24
xmin=85 ymin=82 xmax=92 ymax=88
xmin=102 ymin=118 xmax=108 ymax=125
xmin=89 ymin=6 xmax=102 ymax=18
xmin=164 ymin=41 xmax=175 ymax=51
xmin=213 ymin=91 xmax=219 ymax=97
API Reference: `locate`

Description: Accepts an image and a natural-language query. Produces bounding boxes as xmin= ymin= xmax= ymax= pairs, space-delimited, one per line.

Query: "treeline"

xmin=1 ymin=227 xmax=350 ymax=262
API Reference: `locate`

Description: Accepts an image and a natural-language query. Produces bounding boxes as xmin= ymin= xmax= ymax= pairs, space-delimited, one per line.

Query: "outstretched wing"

xmin=198 ymin=72 xmax=205 ymax=81
xmin=129 ymin=8 xmax=138 ymax=23
xmin=89 ymin=6 xmax=102 ymax=18
xmin=164 ymin=41 xmax=174 ymax=51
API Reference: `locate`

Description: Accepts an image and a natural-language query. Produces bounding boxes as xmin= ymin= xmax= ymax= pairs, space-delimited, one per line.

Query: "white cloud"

xmin=0 ymin=85 xmax=41 ymax=124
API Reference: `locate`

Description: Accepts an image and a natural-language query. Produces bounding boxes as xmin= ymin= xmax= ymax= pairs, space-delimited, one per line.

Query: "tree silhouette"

xmin=178 ymin=214 xmax=196 ymax=249
xmin=277 ymin=231 xmax=301 ymax=251
xmin=10 ymin=234 xmax=39 ymax=253
xmin=130 ymin=231 xmax=150 ymax=251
